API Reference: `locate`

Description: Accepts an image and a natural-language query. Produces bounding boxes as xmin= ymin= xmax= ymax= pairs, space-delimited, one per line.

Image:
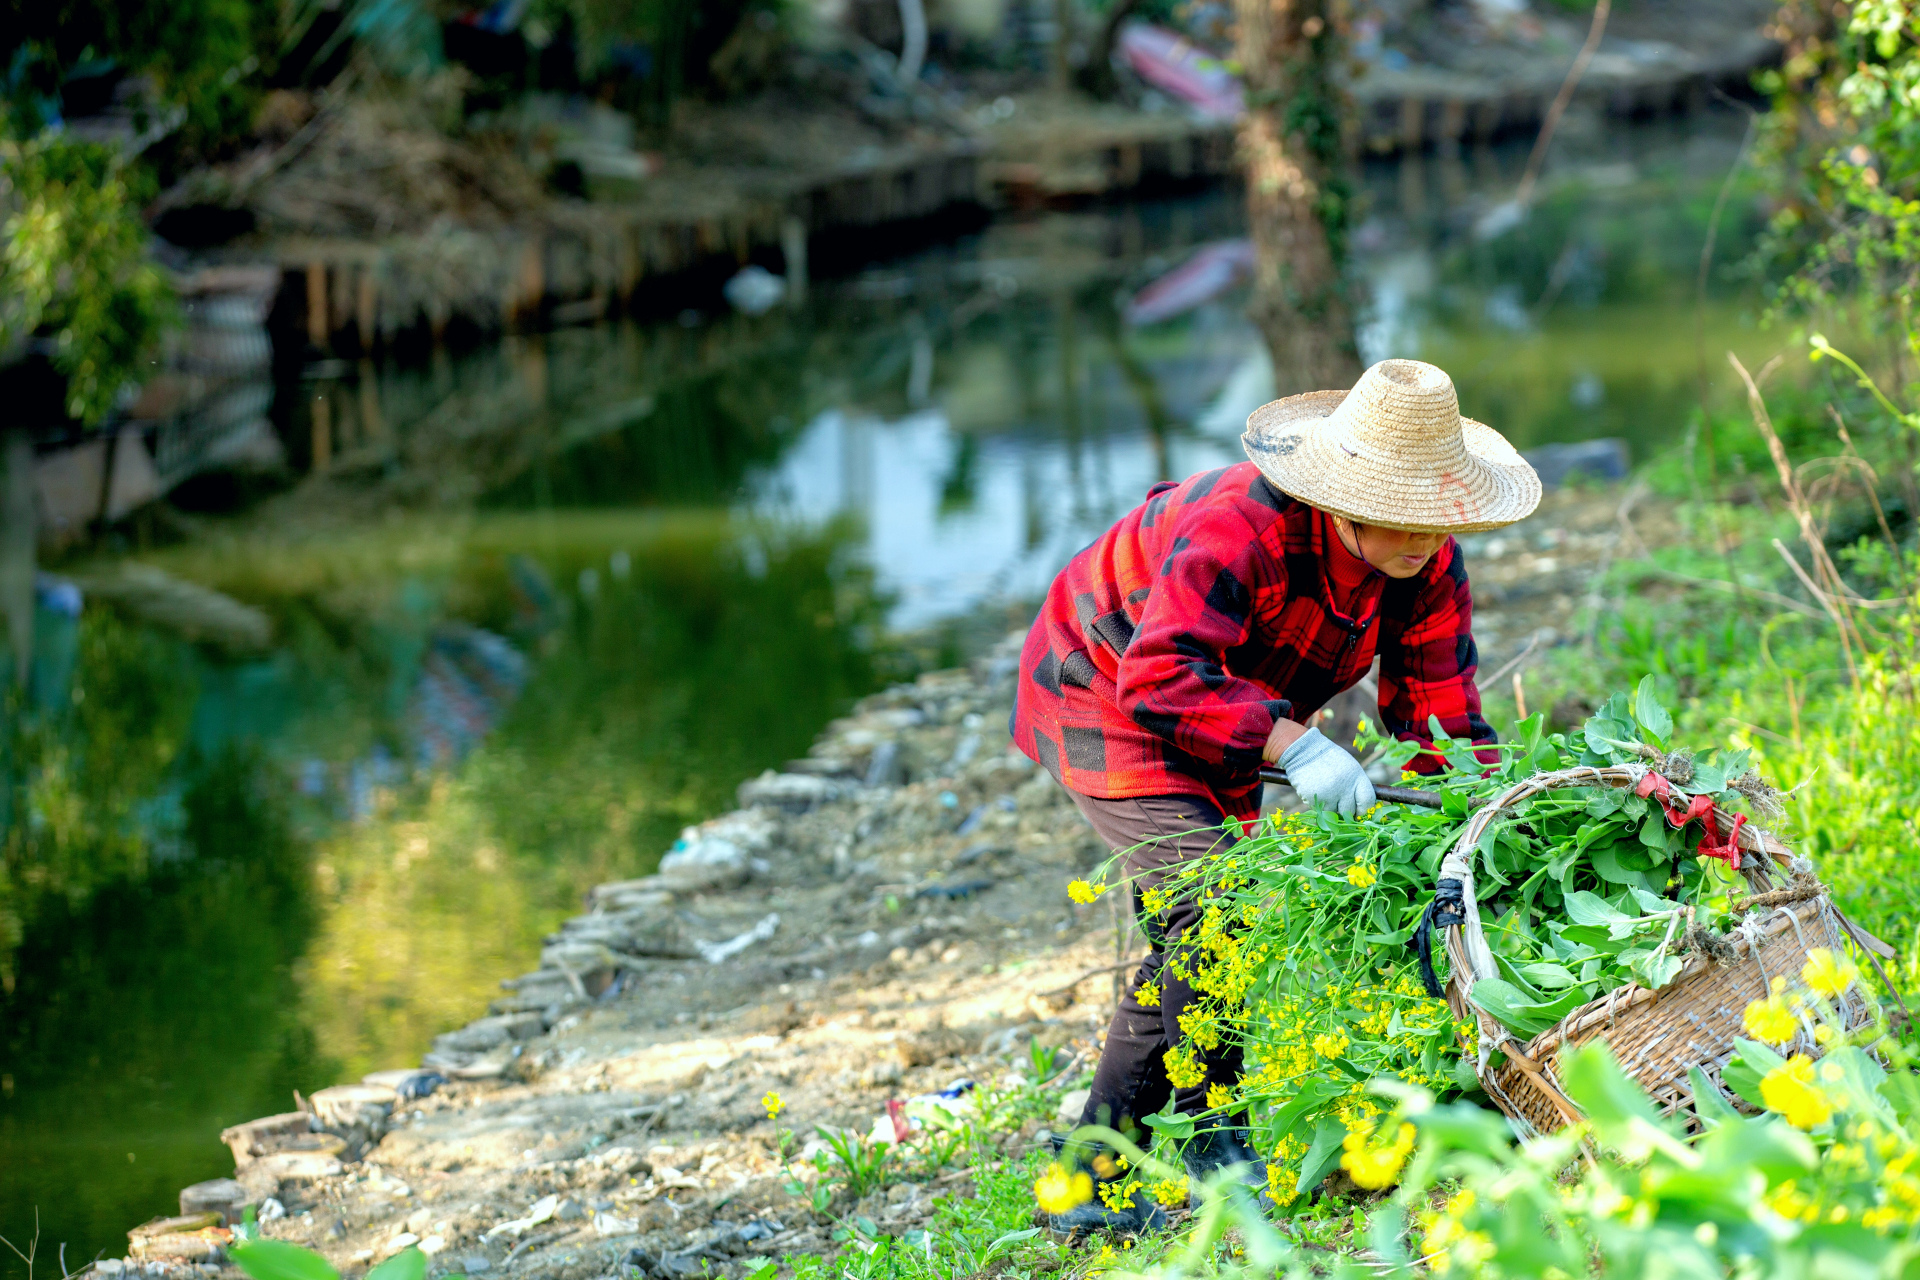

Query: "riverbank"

xmin=96 ymin=479 xmax=1660 ymax=1277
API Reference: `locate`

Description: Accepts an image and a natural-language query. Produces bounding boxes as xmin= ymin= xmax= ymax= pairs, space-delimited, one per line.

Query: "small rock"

xmin=461 ymin=1257 xmax=493 ymax=1274
xmin=218 ymin=1112 xmax=316 ymax=1167
xmin=858 ymin=1060 xmax=903 ymax=1088
xmin=247 ymin=1150 xmax=344 ymax=1181
xmin=431 ymin=1011 xmax=544 ymax=1055
xmin=406 ymin=1207 xmax=433 ymax=1233
xmin=554 ymin=1197 xmax=587 ymax=1221
xmin=1057 ymin=1088 xmax=1091 ymax=1123
xmin=361 ymin=1068 xmax=444 ymax=1099
xmin=382 ymin=1231 xmax=419 ymax=1257
xmin=737 ymin=770 xmax=849 ymax=813
xmin=418 ymin=1234 xmax=447 ymax=1255
xmin=178 ymin=1179 xmax=248 ymax=1225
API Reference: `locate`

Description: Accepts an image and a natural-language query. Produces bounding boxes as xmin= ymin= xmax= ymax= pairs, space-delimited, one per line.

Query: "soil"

xmin=101 ymin=480 xmax=1662 ymax=1279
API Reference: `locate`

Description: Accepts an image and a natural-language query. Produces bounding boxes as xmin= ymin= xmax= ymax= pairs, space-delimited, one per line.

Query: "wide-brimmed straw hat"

xmin=1242 ymin=359 xmax=1541 ymax=533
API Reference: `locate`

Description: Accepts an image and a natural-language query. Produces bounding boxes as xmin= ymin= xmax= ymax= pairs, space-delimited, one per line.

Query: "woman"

xmin=1012 ymin=359 xmax=1541 ymax=1232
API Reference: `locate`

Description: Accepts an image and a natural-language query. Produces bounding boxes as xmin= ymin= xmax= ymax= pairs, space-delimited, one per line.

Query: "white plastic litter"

xmin=697 ymin=913 xmax=780 ymax=963
xmin=723 ymin=266 xmax=787 ymax=316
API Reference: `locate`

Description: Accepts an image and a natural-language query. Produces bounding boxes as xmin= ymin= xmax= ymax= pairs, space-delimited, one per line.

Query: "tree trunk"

xmin=0 ymin=428 xmax=35 ymax=688
xmin=1233 ymin=0 xmax=1360 ymax=394
xmin=1077 ymin=0 xmax=1142 ymax=100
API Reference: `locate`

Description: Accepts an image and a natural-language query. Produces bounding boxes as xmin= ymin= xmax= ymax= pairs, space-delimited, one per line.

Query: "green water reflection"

xmin=0 ymin=513 xmax=893 ymax=1271
xmin=0 ymin=109 xmax=1787 ymax=1269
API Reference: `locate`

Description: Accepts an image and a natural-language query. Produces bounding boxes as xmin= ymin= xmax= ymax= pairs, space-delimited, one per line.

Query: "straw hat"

xmin=1242 ymin=359 xmax=1541 ymax=533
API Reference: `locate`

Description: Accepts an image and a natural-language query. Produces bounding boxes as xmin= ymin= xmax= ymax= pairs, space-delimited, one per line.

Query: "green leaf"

xmin=1516 ymin=961 xmax=1581 ymax=990
xmin=1687 ymin=1065 xmax=1742 ymax=1128
xmin=1361 ymin=928 xmax=1413 ymax=945
xmin=1467 ymin=979 xmax=1593 ymax=1039
xmin=231 ymin=1241 xmax=342 ymax=1280
xmin=1582 ymin=695 xmax=1638 ymax=760
xmin=982 ymin=1229 xmax=1041 ymax=1264
xmin=1553 ymin=923 xmax=1628 ymax=953
xmin=1591 ymin=846 xmax=1652 ymax=892
xmin=365 ymin=1251 xmax=426 ymax=1280
xmin=1563 ymin=890 xmax=1632 ymax=927
xmin=1628 ymin=888 xmax=1679 ymax=915
xmin=1295 ymin=1115 xmax=1349 ymax=1194
xmin=1584 ymin=787 xmax=1625 ymax=818
xmin=1561 ymin=1041 xmax=1668 ymax=1140
xmin=1626 ymin=949 xmax=1683 ymax=989
xmin=1140 ymin=1111 xmax=1195 ymax=1139
xmin=1688 ymin=761 xmax=1727 ymax=793
xmin=1632 ymin=675 xmax=1674 ymax=746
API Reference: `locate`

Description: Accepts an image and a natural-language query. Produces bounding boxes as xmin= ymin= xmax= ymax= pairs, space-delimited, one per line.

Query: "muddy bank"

xmin=100 ymin=480 xmax=1656 ymax=1278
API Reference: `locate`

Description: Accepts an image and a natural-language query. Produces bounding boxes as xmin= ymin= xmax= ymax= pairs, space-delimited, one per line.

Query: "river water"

xmin=0 ymin=109 xmax=1769 ymax=1269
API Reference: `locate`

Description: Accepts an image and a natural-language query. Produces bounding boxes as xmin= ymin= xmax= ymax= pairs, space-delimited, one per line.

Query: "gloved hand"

xmin=1279 ymin=727 xmax=1377 ymax=818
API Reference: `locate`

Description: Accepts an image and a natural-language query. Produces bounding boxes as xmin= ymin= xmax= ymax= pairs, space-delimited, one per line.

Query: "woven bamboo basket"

xmin=1437 ymin=763 xmax=1889 ymax=1136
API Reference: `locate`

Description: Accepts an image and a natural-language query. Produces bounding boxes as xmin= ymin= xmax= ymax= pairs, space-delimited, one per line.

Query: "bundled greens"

xmin=1129 ymin=679 xmax=1774 ymax=1206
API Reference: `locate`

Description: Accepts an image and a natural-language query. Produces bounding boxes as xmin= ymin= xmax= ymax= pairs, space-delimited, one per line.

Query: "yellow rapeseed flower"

xmin=1136 ymin=981 xmax=1161 ymax=1008
xmin=1312 ymin=1030 xmax=1351 ymax=1059
xmin=1742 ymin=994 xmax=1799 ymax=1046
xmin=1164 ymin=1044 xmax=1206 ymax=1089
xmin=1340 ymin=1121 xmax=1416 ymax=1190
xmin=1760 ymin=1055 xmax=1834 ymax=1129
xmin=1033 ymin=1162 xmax=1094 ymax=1213
xmin=1802 ymin=948 xmax=1859 ymax=999
xmin=1346 ymin=861 xmax=1378 ymax=888
xmin=1068 ymin=879 xmax=1107 ymax=904
xmin=1206 ymin=1082 xmax=1235 ymax=1111
xmin=1150 ymin=1178 xmax=1188 ymax=1207
xmin=762 ymin=1091 xmax=784 ymax=1121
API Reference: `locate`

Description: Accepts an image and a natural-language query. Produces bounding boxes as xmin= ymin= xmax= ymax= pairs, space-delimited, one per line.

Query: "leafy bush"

xmin=0 ymin=134 xmax=173 ymax=423
xmin=1114 ymin=681 xmax=1769 ymax=1205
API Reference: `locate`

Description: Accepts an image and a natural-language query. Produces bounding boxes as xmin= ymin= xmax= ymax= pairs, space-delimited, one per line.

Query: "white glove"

xmin=1280 ymin=727 xmax=1377 ymax=818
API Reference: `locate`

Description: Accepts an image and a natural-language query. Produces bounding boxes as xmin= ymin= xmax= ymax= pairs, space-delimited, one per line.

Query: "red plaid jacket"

xmin=1012 ymin=463 xmax=1495 ymax=820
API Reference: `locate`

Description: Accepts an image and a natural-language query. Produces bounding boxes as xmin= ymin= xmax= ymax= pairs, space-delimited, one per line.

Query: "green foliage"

xmin=1757 ymin=0 xmax=1920 ymax=360
xmin=0 ymin=0 xmax=266 ymax=147
xmin=813 ymin=1127 xmax=895 ymax=1201
xmin=0 ymin=134 xmax=173 ymax=423
xmin=230 ymin=1240 xmax=426 ymax=1280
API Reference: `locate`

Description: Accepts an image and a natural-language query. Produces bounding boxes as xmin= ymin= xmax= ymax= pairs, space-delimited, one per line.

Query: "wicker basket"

xmin=1437 ymin=764 xmax=1887 ymax=1136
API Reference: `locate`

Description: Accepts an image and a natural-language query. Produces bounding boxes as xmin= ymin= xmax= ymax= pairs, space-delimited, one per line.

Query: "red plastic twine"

xmin=1635 ymin=771 xmax=1745 ymax=869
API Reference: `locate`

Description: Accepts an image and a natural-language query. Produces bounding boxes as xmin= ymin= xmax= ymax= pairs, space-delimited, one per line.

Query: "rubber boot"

xmin=1042 ymin=1135 xmax=1168 ymax=1238
xmin=1181 ymin=1125 xmax=1274 ymax=1211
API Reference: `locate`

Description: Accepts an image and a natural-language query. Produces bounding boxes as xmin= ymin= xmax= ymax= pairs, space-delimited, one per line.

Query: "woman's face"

xmin=1336 ymin=518 xmax=1445 ymax=579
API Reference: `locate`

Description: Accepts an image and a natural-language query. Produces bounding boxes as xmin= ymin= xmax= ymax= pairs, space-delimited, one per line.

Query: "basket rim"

xmin=1433 ymin=763 xmax=1798 ymax=1130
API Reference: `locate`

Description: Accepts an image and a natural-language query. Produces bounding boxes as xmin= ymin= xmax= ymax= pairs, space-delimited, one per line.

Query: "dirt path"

xmin=110 ymin=482 xmax=1657 ymax=1279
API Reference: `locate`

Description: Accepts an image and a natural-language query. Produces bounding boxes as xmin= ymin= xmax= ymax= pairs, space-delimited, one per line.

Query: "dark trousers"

xmin=1069 ymin=791 xmax=1244 ymax=1139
